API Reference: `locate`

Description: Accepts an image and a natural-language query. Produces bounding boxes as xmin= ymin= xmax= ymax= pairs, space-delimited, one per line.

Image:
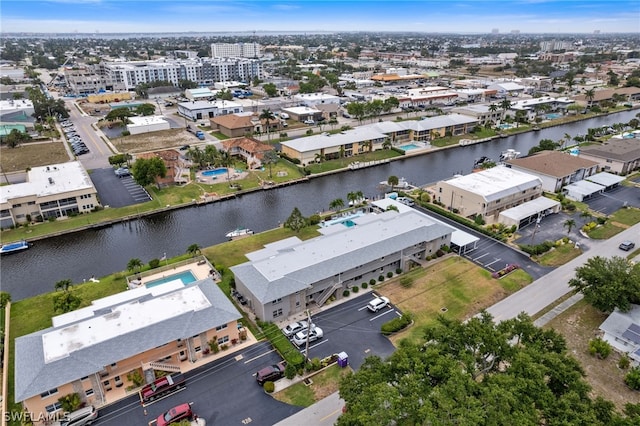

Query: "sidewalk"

xmin=273 ymin=392 xmax=344 ymax=426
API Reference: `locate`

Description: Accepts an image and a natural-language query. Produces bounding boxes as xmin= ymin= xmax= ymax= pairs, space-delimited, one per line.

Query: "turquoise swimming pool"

xmin=546 ymin=113 xmax=562 ymax=120
xmin=146 ymin=271 xmax=197 ymax=288
xmin=400 ymin=143 xmax=420 ymax=151
xmin=322 ymin=212 xmax=364 ymax=227
xmin=202 ymin=168 xmax=227 ymax=177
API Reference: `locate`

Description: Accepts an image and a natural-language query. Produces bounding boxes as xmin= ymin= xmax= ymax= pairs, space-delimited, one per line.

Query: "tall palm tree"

xmin=329 ymin=198 xmax=344 ymax=212
xmin=127 ymin=258 xmax=143 ymax=272
xmin=584 ymin=88 xmax=596 ymax=107
xmin=259 ymin=109 xmax=276 ymax=141
xmin=563 ymin=219 xmax=576 ymax=234
xmin=499 ymin=99 xmax=512 ymax=114
xmin=216 ymin=150 xmax=233 ymax=182
xmin=187 ymin=244 xmax=201 ymax=257
xmin=387 ymin=175 xmax=399 ymax=190
xmin=54 ymin=279 xmax=73 ymax=292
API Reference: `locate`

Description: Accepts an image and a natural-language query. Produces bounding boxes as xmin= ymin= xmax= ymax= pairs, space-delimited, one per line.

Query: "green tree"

xmin=569 ymin=256 xmax=640 ymax=313
xmin=563 ymin=219 xmax=576 ymax=234
xmin=625 ymin=367 xmax=640 ymax=390
xmin=346 ymin=102 xmax=366 ymax=123
xmin=108 ymin=153 xmax=132 ymax=168
xmin=178 ymin=79 xmax=198 ymax=90
xmin=387 ymin=175 xmax=399 ymax=190
xmin=53 ymin=279 xmax=81 ymax=314
xmin=106 ymin=108 xmax=134 ymax=126
xmin=54 ymin=279 xmax=72 ymax=292
xmin=186 ymin=244 xmax=201 ymax=257
xmin=263 ymin=83 xmax=278 ymax=97
xmin=284 ymin=207 xmax=306 ymax=233
xmin=4 ymin=128 xmax=31 ymax=148
xmin=131 ymin=157 xmax=167 ymax=188
xmin=135 ymin=103 xmax=156 ymax=116
xmin=127 ymin=258 xmax=143 ymax=272
xmin=0 ymin=291 xmax=11 ymax=308
xmin=262 ymin=149 xmax=279 ymax=178
xmin=329 ymin=198 xmax=344 ymax=212
xmin=260 ymin=109 xmax=276 ymax=141
xmin=58 ymin=392 xmax=82 ymax=412
xmin=584 ymin=88 xmax=596 ymax=107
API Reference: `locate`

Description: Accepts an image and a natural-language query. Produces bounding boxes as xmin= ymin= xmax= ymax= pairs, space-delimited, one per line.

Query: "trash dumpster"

xmin=337 ymin=351 xmax=348 ymax=368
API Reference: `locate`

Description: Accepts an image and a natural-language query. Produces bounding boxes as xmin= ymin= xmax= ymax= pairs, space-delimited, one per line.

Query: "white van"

xmin=52 ymin=406 xmax=98 ymax=426
xmin=279 ymin=112 xmax=290 ymax=119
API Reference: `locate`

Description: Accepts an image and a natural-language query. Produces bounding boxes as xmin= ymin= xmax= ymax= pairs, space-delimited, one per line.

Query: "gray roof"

xmin=231 ymin=210 xmax=454 ymax=303
xmin=599 ymin=304 xmax=640 ymax=343
xmin=579 ymin=138 xmax=640 ymax=162
xmin=15 ymin=279 xmax=241 ymax=402
xmin=442 ymin=166 xmax=542 ymax=203
xmin=564 ymin=179 xmax=604 ymax=197
xmin=585 ymin=171 xmax=626 ymax=187
xmin=280 ymin=127 xmax=386 ymax=152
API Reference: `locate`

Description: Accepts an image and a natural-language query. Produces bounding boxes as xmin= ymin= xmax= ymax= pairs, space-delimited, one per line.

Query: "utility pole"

xmin=303 ymin=309 xmax=311 ymax=370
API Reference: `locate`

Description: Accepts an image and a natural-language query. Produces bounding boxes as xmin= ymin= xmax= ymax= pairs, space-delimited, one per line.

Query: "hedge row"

xmin=259 ymin=321 xmax=305 ymax=367
xmin=381 ymin=313 xmax=412 ymax=335
xmin=419 ymin=201 xmax=506 ymax=242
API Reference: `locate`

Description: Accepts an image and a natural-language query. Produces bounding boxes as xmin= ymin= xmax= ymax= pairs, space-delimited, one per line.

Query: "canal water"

xmin=3 ymin=110 xmax=637 ymax=300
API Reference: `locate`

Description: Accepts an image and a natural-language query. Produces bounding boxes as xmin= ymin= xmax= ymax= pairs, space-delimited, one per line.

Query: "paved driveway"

xmin=90 ymin=168 xmax=151 ymax=208
xmin=584 ymin=185 xmax=640 ymax=215
xmin=298 ymin=293 xmax=398 ymax=369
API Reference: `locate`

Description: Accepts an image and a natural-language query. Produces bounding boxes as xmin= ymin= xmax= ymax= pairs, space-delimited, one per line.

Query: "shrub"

xmin=420 ymin=192 xmax=431 ymax=203
xmin=263 ymin=381 xmax=275 ymax=393
xmin=309 ymin=357 xmax=322 ymax=371
xmin=395 ymin=268 xmax=403 ymax=275
xmin=519 ymin=241 xmax=554 ymax=256
xmin=400 ymin=277 xmax=413 ymax=288
xmin=378 ymin=275 xmax=385 ymax=282
xmin=369 ymin=279 xmax=377 ymax=286
xmin=619 ymin=354 xmax=631 ymax=370
xmin=361 ymin=282 xmax=368 ymax=289
xmin=597 ymin=217 xmax=607 ymax=225
xmin=624 ymin=367 xmax=640 ymax=390
xmin=474 ymin=214 xmax=486 ymax=225
xmin=351 ymin=286 xmax=359 ymax=293
xmin=58 ymin=392 xmax=82 ymax=412
xmin=588 ymin=337 xmax=612 ymax=359
xmin=308 ymin=214 xmax=321 ymax=225
xmin=436 ymin=249 xmax=445 ymax=257
xmin=284 ymin=363 xmax=297 ymax=379
xmin=381 ymin=313 xmax=412 ymax=335
xmin=126 ymin=369 xmax=145 ymax=387
xmin=386 ymin=271 xmax=393 ymax=278
xmin=343 ymin=289 xmax=350 ymax=297
xmin=149 ymin=258 xmax=160 ymax=269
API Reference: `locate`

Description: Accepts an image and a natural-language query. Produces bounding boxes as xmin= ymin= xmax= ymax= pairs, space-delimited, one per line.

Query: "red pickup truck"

xmin=139 ymin=373 xmax=185 ymax=405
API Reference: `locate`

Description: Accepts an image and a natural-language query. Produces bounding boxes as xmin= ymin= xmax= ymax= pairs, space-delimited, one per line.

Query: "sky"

xmin=1 ymin=0 xmax=639 ymax=34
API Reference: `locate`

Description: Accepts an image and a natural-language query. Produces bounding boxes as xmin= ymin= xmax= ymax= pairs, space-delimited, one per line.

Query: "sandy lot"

xmin=111 ymin=128 xmax=202 ymax=154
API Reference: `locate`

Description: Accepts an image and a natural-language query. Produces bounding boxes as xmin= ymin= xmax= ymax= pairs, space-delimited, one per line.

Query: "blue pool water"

xmin=546 ymin=113 xmax=562 ymax=120
xmin=202 ymin=168 xmax=227 ymax=177
xmin=343 ymin=220 xmax=356 ymax=227
xmin=322 ymin=212 xmax=365 ymax=227
xmin=146 ymin=271 xmax=197 ymax=288
xmin=498 ymin=123 xmax=515 ymax=130
xmin=399 ymin=143 xmax=420 ymax=151
xmin=623 ymin=133 xmax=635 ymax=139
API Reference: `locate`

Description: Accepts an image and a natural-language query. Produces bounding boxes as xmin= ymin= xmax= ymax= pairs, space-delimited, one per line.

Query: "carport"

xmin=498 ymin=197 xmax=561 ymax=230
xmin=586 ymin=171 xmax=625 ymax=190
xmin=563 ymin=180 xmax=605 ymax=202
xmin=450 ymin=229 xmax=480 ymax=255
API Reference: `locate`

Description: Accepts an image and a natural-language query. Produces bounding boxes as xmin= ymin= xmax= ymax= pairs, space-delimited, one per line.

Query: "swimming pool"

xmin=322 ymin=212 xmax=365 ymax=227
xmin=498 ymin=123 xmax=515 ymax=130
xmin=202 ymin=168 xmax=228 ymax=177
xmin=545 ymin=113 xmax=562 ymax=120
xmin=399 ymin=143 xmax=420 ymax=151
xmin=146 ymin=271 xmax=197 ymax=288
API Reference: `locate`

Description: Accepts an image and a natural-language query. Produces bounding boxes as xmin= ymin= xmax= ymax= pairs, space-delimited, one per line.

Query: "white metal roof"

xmin=585 ymin=171 xmax=625 ymax=187
xmin=443 ymin=166 xmax=541 ymax=202
xmin=281 ymin=127 xmax=386 ymax=152
xmin=499 ymin=197 xmax=561 ymax=222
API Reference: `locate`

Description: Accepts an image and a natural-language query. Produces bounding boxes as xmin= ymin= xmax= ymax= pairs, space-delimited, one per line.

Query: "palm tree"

xmin=259 ymin=109 xmax=276 ymax=141
xmin=382 ymin=139 xmax=392 ymax=150
xmin=216 ymin=150 xmax=233 ymax=182
xmin=313 ymin=152 xmax=324 ymax=163
xmin=584 ymin=88 xmax=596 ymax=108
xmin=580 ymin=210 xmax=593 ymax=223
xmin=54 ymin=279 xmax=73 ymax=292
xmin=563 ymin=219 xmax=576 ymax=234
xmin=187 ymin=244 xmax=201 ymax=257
xmin=562 ymin=133 xmax=572 ymax=149
xmin=262 ymin=150 xmax=279 ymax=178
xmin=499 ymin=99 xmax=512 ymax=113
xmin=387 ymin=175 xmax=399 ymax=190
xmin=329 ymin=198 xmax=344 ymax=212
xmin=127 ymin=258 xmax=143 ymax=272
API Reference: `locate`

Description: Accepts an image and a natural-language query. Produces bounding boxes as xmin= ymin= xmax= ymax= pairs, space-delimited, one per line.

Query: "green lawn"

xmin=609 ymin=207 xmax=640 ymax=226
xmin=273 ymin=364 xmax=352 ymax=407
xmin=536 ymin=243 xmax=583 ymax=267
xmin=305 ymin=149 xmax=402 ymax=174
xmin=587 ymin=222 xmax=626 ymax=239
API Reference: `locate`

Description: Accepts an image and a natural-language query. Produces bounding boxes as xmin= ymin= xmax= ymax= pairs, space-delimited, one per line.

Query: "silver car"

xmin=282 ymin=320 xmax=314 ymax=338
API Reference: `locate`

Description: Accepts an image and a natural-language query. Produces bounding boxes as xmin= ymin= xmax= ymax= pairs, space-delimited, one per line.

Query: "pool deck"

xmin=196 ymin=168 xmax=249 ymax=184
xmin=128 ymin=258 xmax=217 ymax=289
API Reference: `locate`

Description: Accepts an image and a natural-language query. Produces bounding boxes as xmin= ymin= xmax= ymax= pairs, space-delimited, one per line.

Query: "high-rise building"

xmin=210 ymin=43 xmax=262 ymax=58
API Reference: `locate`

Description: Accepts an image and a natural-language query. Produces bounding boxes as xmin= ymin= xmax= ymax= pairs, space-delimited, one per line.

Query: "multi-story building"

xmin=177 ymin=99 xmax=244 ymax=123
xmin=210 ymin=42 xmax=262 ymax=58
xmin=63 ymin=67 xmax=106 ymax=95
xmin=15 ymin=277 xmax=243 ymax=416
xmin=231 ymin=208 xmax=454 ymax=322
xmin=0 ymin=162 xmax=99 ymax=229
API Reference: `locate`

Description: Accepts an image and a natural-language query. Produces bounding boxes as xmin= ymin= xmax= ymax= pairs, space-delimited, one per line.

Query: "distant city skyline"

xmin=1 ymin=0 xmax=639 ymax=35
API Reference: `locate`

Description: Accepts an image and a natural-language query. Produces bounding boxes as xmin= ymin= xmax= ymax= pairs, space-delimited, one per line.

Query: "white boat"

xmin=379 ymin=177 xmax=410 ymax=189
xmin=0 ymin=240 xmax=30 ymax=255
xmin=225 ymin=228 xmax=254 ymax=239
xmin=499 ymin=149 xmax=520 ymax=162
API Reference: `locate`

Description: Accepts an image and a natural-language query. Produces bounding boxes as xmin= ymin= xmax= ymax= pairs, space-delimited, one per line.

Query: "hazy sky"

xmin=1 ymin=0 xmax=639 ymax=34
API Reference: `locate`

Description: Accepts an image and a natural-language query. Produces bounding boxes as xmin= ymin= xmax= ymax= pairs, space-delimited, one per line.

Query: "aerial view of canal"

xmin=3 ymin=109 xmax=638 ymax=300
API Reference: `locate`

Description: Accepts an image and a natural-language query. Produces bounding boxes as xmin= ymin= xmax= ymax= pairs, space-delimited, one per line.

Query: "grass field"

xmin=1 ymin=142 xmax=70 ymax=172
xmin=377 ymin=256 xmax=532 ymax=346
xmin=273 ymin=365 xmax=352 ymax=407
xmin=535 ymin=243 xmax=583 ymax=267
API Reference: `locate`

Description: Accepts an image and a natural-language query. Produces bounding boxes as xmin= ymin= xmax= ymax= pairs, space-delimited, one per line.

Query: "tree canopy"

xmin=569 ymin=256 xmax=640 ymax=313
xmin=338 ymin=312 xmax=636 ymax=425
xmin=283 ymin=207 xmax=306 ymax=233
xmin=131 ymin=156 xmax=167 ymax=187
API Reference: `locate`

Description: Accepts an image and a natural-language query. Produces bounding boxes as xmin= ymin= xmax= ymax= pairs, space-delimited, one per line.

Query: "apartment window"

xmin=110 ymin=362 xmax=117 ymax=367
xmin=217 ymin=336 xmax=229 ymax=345
xmin=45 ymin=402 xmax=63 ymax=413
xmin=272 ymin=308 xmax=283 ymax=318
xmin=85 ymin=389 xmax=94 ymax=397
xmin=271 ymin=298 xmax=282 ymax=305
xmin=40 ymin=388 xmax=59 ymax=398
xmin=194 ymin=346 xmax=202 ymax=352
xmin=215 ymin=324 xmax=228 ymax=331
xmin=80 ymin=376 xmax=89 ymax=381
xmin=13 ymin=203 xmax=22 ymax=207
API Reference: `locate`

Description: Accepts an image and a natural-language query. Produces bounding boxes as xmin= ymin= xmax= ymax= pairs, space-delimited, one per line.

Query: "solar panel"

xmin=629 ymin=323 xmax=640 ymax=334
xmin=622 ymin=325 xmax=640 ymax=345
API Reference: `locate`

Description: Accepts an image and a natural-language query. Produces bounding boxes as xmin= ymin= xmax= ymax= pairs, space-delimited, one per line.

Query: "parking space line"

xmin=243 ymin=348 xmax=276 ymax=364
xmin=297 ymin=340 xmax=328 ymax=352
xmin=369 ymin=308 xmax=395 ymax=322
xmin=484 ymin=259 xmax=501 ymax=268
xmin=472 ymin=253 xmax=489 ymax=261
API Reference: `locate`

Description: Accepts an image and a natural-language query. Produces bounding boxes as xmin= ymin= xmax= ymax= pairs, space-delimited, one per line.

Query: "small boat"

xmin=499 ymin=149 xmax=520 ymax=162
xmin=0 ymin=240 xmax=30 ymax=255
xmin=225 ymin=228 xmax=254 ymax=240
xmin=473 ymin=156 xmax=492 ymax=168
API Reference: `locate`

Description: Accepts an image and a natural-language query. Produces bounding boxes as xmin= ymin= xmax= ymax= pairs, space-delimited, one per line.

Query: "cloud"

xmin=271 ymin=4 xmax=300 ymax=11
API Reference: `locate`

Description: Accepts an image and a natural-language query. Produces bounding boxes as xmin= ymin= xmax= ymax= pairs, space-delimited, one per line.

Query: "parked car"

xmin=292 ymin=327 xmax=324 ymax=347
xmin=179 ymin=144 xmax=191 ymax=151
xmin=367 ymin=296 xmax=390 ymax=312
xmin=282 ymin=320 xmax=314 ymax=337
xmin=396 ymin=197 xmax=415 ymax=207
xmin=256 ymin=362 xmax=285 ymax=385
xmin=156 ymin=403 xmax=193 ymax=426
xmin=279 ymin=112 xmax=290 ymax=119
xmin=114 ymin=167 xmax=130 ymax=177
xmin=619 ymin=241 xmax=635 ymax=251
xmin=50 ymin=405 xmax=98 ymax=426
xmin=303 ymin=119 xmax=315 ymax=125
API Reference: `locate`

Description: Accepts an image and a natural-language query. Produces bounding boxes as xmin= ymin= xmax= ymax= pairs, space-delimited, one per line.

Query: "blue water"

xmin=623 ymin=133 xmax=635 ymax=139
xmin=202 ymin=168 xmax=227 ymax=177
xmin=146 ymin=270 xmax=197 ymax=288
xmin=546 ymin=113 xmax=562 ymax=119
xmin=498 ymin=124 xmax=514 ymax=129
xmin=322 ymin=212 xmax=364 ymax=227
xmin=343 ymin=220 xmax=356 ymax=227
xmin=399 ymin=144 xmax=419 ymax=151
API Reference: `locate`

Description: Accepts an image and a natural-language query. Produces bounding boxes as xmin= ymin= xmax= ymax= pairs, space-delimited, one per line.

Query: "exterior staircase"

xmin=317 ymin=282 xmax=342 ymax=307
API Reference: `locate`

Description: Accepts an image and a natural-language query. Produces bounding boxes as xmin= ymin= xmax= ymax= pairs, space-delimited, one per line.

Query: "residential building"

xmin=126 ymin=116 xmax=171 ymax=135
xmin=487 ymin=82 xmax=526 ymax=98
xmin=434 ymin=166 xmax=543 ymax=223
xmin=210 ymin=42 xmax=262 ymax=58
xmin=578 ymin=138 xmax=640 ymax=175
xmin=136 ymin=149 xmax=188 ymax=186
xmin=220 ymin=137 xmax=276 ymax=169
xmin=508 ymin=96 xmax=574 ymax=121
xmin=210 ymin=112 xmax=261 ymax=138
xmin=15 ymin=277 xmax=243 ymax=416
xmin=280 ymin=106 xmax=324 ymax=123
xmin=185 ymin=88 xmax=215 ymax=101
xmin=599 ymin=304 xmax=640 ymax=367
xmin=505 ymin=151 xmax=599 ymax=193
xmin=451 ymin=104 xmax=503 ymax=126
xmin=0 ymin=162 xmax=99 ymax=229
xmin=177 ymin=100 xmax=243 ymax=123
xmin=63 ymin=66 xmax=106 ymax=95
xmin=230 ymin=209 xmax=454 ymax=322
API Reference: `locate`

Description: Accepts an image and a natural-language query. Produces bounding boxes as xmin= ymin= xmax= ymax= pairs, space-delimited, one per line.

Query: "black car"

xmin=256 ymin=363 xmax=285 ymax=386
xmin=179 ymin=145 xmax=191 ymax=151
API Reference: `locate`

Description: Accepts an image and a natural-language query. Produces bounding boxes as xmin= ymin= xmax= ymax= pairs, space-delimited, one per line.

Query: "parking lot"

xmin=90 ymin=168 xmax=151 ymax=208
xmin=583 ymin=185 xmax=640 ymax=215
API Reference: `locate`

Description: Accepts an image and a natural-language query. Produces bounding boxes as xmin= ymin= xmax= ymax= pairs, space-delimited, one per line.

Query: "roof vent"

xmin=48 ymin=177 xmax=54 ymax=184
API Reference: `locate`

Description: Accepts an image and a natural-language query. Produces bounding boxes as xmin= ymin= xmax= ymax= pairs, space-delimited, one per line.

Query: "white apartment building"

xmin=210 ymin=43 xmax=262 ymax=58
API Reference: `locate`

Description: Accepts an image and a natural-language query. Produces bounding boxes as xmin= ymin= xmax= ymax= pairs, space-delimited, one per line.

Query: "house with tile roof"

xmin=220 ymin=136 xmax=275 ymax=169
xmin=578 ymin=138 xmax=640 ymax=175
xmin=15 ymin=278 xmax=242 ymax=416
xmin=230 ymin=209 xmax=454 ymax=322
xmin=505 ymin=150 xmax=599 ymax=192
xmin=210 ymin=112 xmax=283 ymax=138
